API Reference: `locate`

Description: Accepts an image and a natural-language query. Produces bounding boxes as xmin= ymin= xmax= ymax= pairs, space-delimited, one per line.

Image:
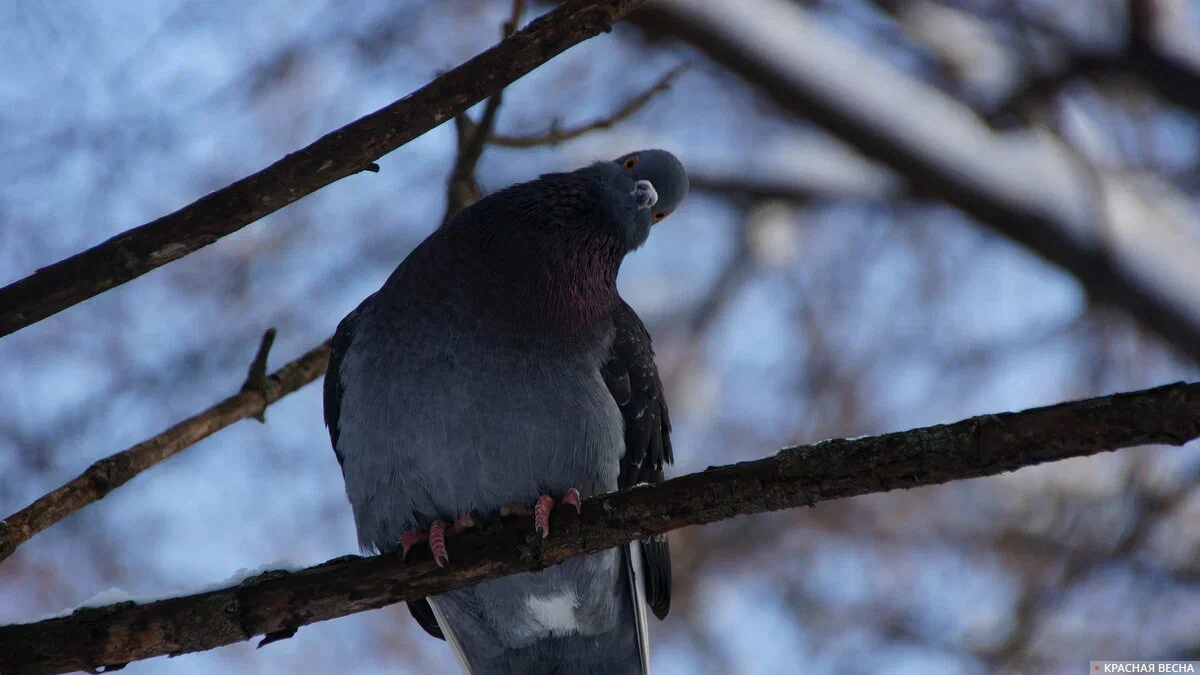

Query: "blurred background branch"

xmin=485 ymin=64 xmax=687 ymax=148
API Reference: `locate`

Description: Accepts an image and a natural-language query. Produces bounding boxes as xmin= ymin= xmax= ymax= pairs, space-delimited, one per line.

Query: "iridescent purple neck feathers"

xmin=386 ymin=170 xmax=630 ymax=336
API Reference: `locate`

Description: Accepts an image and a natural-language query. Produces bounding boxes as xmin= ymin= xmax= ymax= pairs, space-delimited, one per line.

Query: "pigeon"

xmin=324 ymin=149 xmax=687 ymax=674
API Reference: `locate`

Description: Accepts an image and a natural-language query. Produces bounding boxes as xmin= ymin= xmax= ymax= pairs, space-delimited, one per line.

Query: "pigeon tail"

xmin=431 ymin=544 xmax=653 ymax=675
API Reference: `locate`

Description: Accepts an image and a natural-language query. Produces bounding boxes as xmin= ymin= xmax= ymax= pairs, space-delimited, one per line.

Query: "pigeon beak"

xmin=632 ymin=180 xmax=658 ymax=210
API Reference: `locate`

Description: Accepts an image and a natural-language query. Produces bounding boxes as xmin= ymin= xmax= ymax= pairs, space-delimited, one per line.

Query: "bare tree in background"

xmin=1 ymin=1 xmax=1200 ymax=674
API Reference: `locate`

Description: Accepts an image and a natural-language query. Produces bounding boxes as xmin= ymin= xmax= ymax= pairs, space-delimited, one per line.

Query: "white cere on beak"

xmin=632 ymin=179 xmax=658 ymax=210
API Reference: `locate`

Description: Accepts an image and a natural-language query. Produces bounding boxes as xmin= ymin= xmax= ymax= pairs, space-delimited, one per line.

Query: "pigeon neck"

xmin=419 ymin=176 xmax=633 ymax=338
xmin=492 ymin=230 xmax=623 ymax=336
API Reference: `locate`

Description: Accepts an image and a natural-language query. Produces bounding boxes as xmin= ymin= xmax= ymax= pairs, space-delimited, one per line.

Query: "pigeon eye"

xmin=623 ymin=156 xmax=638 ymax=170
xmin=652 ymin=210 xmax=669 ymax=222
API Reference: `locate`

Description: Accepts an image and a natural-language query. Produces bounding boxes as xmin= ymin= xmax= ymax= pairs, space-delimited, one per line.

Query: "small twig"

xmin=487 ymin=64 xmax=687 ymax=148
xmin=2 ymin=382 xmax=1198 ymax=674
xmin=241 ymin=328 xmax=277 ymax=423
xmin=503 ymin=0 xmax=528 ymax=35
xmin=256 ymin=627 xmax=298 ymax=649
xmin=0 ymin=339 xmax=331 ymax=564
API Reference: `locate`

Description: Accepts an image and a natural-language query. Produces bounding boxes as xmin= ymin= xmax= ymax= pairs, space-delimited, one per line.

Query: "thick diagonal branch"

xmin=2 ymin=382 xmax=1198 ymax=675
xmin=0 ymin=0 xmax=648 ymax=339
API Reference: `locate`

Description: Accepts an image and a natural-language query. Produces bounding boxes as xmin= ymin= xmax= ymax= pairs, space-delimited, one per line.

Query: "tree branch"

xmin=485 ymin=64 xmax=685 ymax=148
xmin=3 ymin=382 xmax=1198 ymax=674
xmin=240 ymin=328 xmax=278 ymax=423
xmin=0 ymin=0 xmax=648 ymax=339
xmin=0 ymin=339 xmax=331 ymax=563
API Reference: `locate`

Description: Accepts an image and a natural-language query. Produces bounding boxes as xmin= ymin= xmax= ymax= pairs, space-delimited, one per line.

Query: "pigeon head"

xmin=609 ymin=149 xmax=688 ymax=250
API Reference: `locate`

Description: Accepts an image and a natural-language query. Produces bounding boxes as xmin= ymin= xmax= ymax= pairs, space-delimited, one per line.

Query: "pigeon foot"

xmin=399 ymin=511 xmax=476 ymax=567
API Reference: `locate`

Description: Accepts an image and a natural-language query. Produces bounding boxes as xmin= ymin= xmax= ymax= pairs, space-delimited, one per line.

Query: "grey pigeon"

xmin=324 ymin=149 xmax=688 ymax=674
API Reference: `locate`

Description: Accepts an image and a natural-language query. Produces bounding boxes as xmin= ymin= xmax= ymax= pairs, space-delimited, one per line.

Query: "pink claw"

xmin=562 ymin=488 xmax=582 ymax=513
xmin=399 ymin=513 xmax=473 ymax=566
xmin=398 ymin=530 xmax=429 ymax=561
xmin=429 ymin=520 xmax=449 ymax=567
xmin=534 ymin=495 xmax=555 ymax=539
